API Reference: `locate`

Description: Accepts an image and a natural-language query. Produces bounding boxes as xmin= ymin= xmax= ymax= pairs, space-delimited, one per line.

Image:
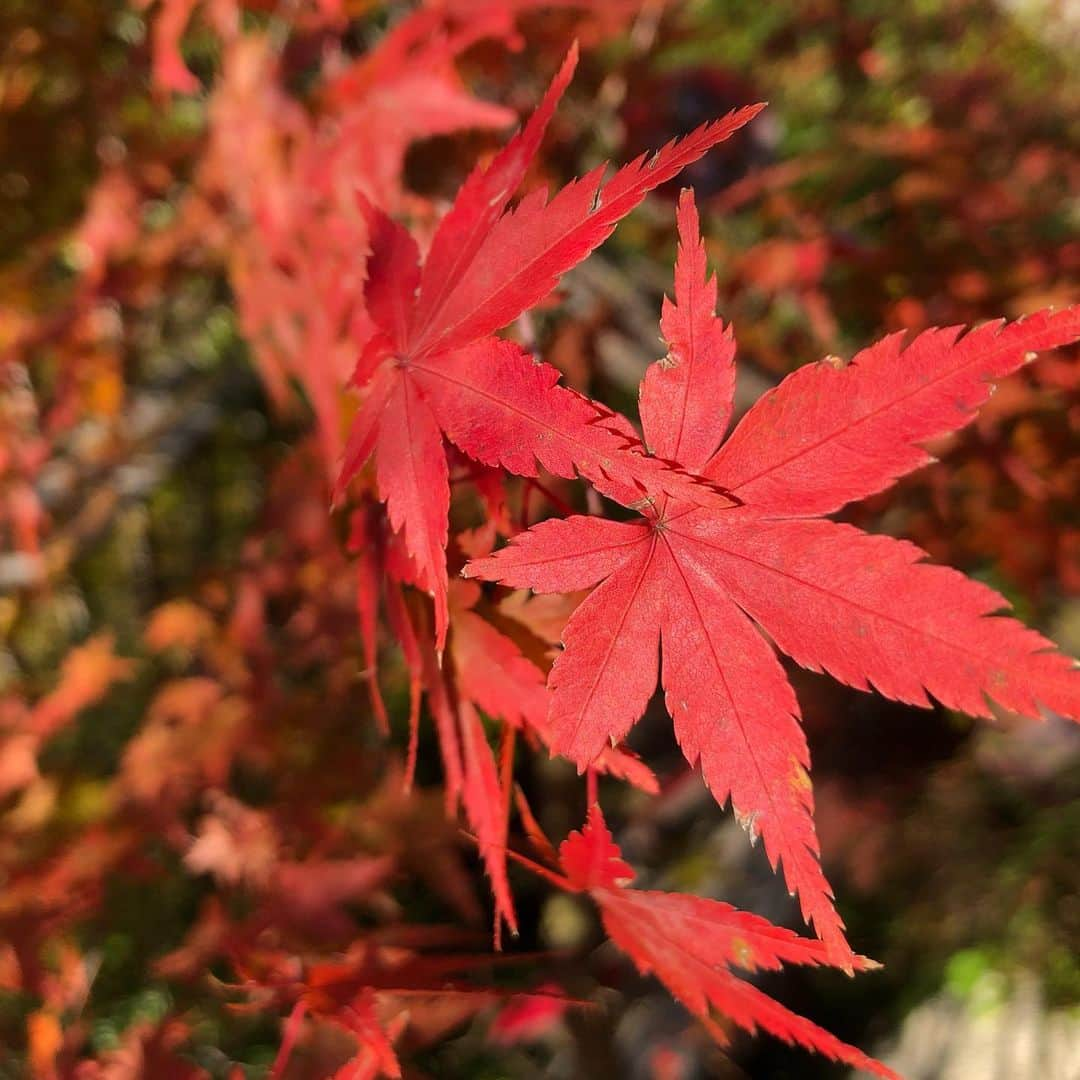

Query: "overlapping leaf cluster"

xmin=2 ymin=1 xmax=1078 ymax=1076
xmin=336 ymin=21 xmax=1079 ymax=1076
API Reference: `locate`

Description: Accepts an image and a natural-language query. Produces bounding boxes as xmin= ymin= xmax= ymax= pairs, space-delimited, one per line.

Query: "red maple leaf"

xmin=317 ymin=11 xmax=517 ymax=209
xmin=517 ymin=804 xmax=898 ymax=1078
xmin=449 ymin=578 xmax=658 ymax=793
xmin=338 ymin=46 xmax=763 ymax=647
xmin=408 ymin=577 xmax=660 ymax=947
xmin=466 ymin=190 xmax=1080 ymax=963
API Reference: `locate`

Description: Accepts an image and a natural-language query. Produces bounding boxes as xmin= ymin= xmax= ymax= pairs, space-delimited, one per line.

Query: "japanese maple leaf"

xmin=449 ymin=579 xmax=656 ymax=793
xmin=266 ymin=942 xmax=587 ymax=1080
xmin=466 ymin=190 xmax=1080 ymax=963
xmin=142 ymin=0 xmax=343 ymax=94
xmin=415 ymin=577 xmax=659 ymax=946
xmin=338 ymin=45 xmax=763 ymax=646
xmin=31 ymin=635 xmax=135 ymax=739
xmin=520 ymin=805 xmax=898 ymax=1078
xmin=317 ymin=10 xmax=517 ymax=210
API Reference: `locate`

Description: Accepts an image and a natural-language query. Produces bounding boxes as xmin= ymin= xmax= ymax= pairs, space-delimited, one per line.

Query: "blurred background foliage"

xmin=0 ymin=0 xmax=1078 ymax=1077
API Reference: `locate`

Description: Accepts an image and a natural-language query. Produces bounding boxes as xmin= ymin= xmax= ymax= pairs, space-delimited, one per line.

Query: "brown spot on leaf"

xmin=731 ymin=936 xmax=755 ymax=969
xmin=791 ymin=758 xmax=813 ymax=792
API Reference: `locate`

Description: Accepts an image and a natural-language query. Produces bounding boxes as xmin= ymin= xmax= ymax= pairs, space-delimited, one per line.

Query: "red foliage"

xmin=2 ymin=2 xmax=1078 ymax=1077
xmin=543 ymin=805 xmax=900 ymax=1078
xmin=467 ymin=191 xmax=1080 ymax=964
